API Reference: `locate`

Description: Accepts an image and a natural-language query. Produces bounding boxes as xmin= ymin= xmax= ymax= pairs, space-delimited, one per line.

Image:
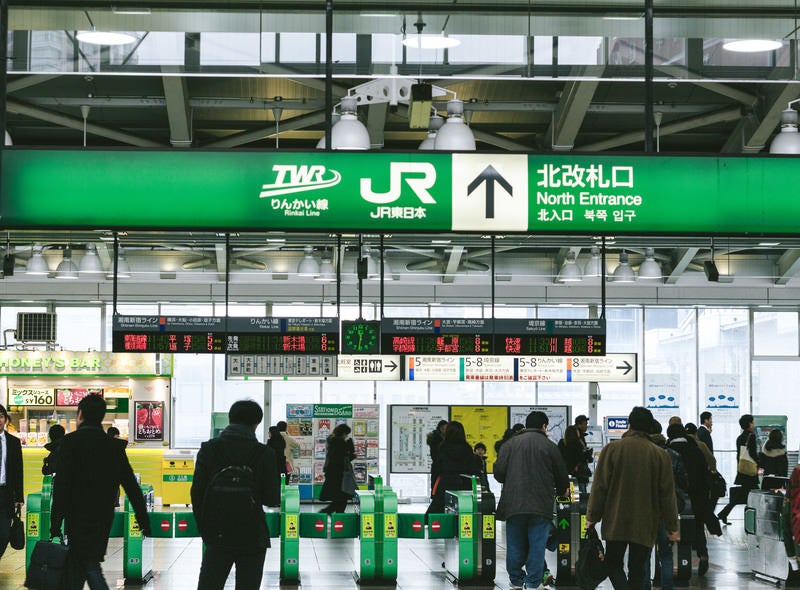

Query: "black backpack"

xmin=200 ymin=443 xmax=265 ymax=549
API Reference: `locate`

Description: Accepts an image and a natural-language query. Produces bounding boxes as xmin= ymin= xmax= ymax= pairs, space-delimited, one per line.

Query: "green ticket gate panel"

xmin=25 ymin=493 xmax=43 ymax=569
xmin=109 ymin=511 xmax=126 ymax=537
xmin=148 ymin=512 xmax=175 ymax=539
xmin=357 ymin=493 xmax=377 ymax=582
xmin=123 ymin=510 xmax=153 ymax=584
xmin=426 ymin=514 xmax=455 ymax=538
xmin=280 ymin=481 xmax=300 ymax=583
xmin=378 ymin=488 xmax=398 ymax=582
xmin=477 ymin=490 xmax=496 ymax=584
xmin=299 ymin=513 xmax=329 ymax=538
xmin=398 ymin=513 xmax=426 ymax=538
xmin=174 ymin=512 xmax=200 ymax=538
xmin=555 ymin=490 xmax=579 ymax=585
xmin=444 ymin=490 xmax=477 ymax=584
xmin=330 ymin=513 xmax=360 ymax=538
xmin=265 ymin=510 xmax=280 ymax=537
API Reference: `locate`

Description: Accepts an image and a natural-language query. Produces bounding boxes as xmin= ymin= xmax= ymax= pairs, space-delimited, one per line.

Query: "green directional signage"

xmin=3 ymin=149 xmax=800 ymax=234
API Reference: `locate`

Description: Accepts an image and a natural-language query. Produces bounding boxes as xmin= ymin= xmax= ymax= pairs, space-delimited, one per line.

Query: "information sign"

xmin=381 ymin=318 xmax=491 ymax=355
xmin=9 ymin=387 xmax=55 ymax=406
xmin=226 ymin=354 xmax=337 ymax=378
xmin=112 ymin=316 xmax=338 ymax=354
xmin=493 ymin=319 xmax=605 ymax=356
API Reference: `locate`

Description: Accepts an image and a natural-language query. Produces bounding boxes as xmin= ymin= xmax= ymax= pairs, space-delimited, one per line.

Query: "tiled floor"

xmin=0 ymin=506 xmax=786 ymax=589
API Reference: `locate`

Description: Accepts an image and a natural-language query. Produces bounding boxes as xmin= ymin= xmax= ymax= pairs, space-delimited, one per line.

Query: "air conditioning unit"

xmin=17 ymin=312 xmax=57 ymax=342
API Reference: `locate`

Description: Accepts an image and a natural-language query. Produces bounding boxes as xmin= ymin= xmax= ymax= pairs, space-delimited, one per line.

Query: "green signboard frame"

xmin=3 ymin=149 xmax=799 ymax=235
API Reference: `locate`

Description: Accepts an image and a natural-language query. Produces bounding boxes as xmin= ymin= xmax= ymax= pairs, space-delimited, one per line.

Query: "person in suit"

xmin=0 ymin=404 xmax=23 ymax=562
xmin=50 ymin=394 xmax=152 ymax=590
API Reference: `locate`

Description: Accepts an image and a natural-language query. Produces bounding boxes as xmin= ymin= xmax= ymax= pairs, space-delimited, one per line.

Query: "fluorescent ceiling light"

xmin=722 ymin=39 xmax=782 ymax=53
xmin=77 ymin=30 xmax=137 ymax=45
xmin=402 ymin=35 xmax=460 ymax=50
xmin=112 ymin=7 xmax=151 ymax=15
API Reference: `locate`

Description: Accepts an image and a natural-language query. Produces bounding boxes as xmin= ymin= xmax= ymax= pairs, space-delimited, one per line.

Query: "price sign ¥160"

xmin=10 ymin=387 xmax=55 ymax=406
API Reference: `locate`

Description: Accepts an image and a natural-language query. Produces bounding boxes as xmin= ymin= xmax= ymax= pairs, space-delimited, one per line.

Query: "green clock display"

xmin=342 ymin=320 xmax=381 ymax=354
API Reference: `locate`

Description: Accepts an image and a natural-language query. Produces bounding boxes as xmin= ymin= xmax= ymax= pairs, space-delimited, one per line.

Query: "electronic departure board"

xmin=492 ymin=318 xmax=605 ymax=356
xmin=381 ymin=318 xmax=492 ymax=355
xmin=380 ymin=317 xmax=605 ymax=356
xmin=112 ymin=316 xmax=338 ymax=354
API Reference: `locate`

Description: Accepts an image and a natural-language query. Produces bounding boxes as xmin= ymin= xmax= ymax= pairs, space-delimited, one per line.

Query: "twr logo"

xmin=259 ymin=165 xmax=341 ymax=198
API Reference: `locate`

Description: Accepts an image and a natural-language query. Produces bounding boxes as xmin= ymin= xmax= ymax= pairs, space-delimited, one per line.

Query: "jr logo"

xmin=259 ymin=165 xmax=341 ymax=198
xmin=360 ymin=162 xmax=437 ymax=204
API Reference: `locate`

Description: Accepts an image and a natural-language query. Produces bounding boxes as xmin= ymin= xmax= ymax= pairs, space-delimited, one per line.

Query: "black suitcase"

xmin=24 ymin=539 xmax=69 ymax=590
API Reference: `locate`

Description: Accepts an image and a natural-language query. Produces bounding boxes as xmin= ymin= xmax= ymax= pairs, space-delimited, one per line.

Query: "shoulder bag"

xmin=738 ymin=434 xmax=759 ymax=477
xmin=10 ymin=505 xmax=24 ymax=550
xmin=341 ymin=457 xmax=357 ymax=496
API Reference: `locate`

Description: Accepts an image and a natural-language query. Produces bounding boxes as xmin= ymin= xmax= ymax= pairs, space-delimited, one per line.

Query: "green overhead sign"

xmin=2 ymin=149 xmax=799 ymax=234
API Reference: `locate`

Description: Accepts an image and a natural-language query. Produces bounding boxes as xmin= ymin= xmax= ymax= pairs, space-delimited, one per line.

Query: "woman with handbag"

xmin=318 ymin=423 xmax=356 ymax=514
xmin=717 ymin=414 xmax=759 ymax=525
xmin=425 ymin=421 xmax=482 ymax=516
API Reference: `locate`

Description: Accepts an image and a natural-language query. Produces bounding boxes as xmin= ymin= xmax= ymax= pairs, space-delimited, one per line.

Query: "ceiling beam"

xmin=162 ymin=69 xmax=193 ymax=148
xmin=6 ymin=99 xmax=162 ymax=147
xmin=776 ymin=249 xmax=800 ymax=285
xmin=544 ymin=68 xmax=603 ymax=151
xmin=443 ymin=245 xmax=464 ymax=284
xmin=581 ymin=107 xmax=742 ymax=151
xmin=215 ymin=243 xmax=226 ymax=275
xmin=666 ymin=247 xmax=699 ymax=285
xmin=203 ymin=110 xmax=325 ymax=148
xmin=722 ymin=83 xmax=800 ymax=154
xmin=7 ymin=74 xmax=61 ymax=93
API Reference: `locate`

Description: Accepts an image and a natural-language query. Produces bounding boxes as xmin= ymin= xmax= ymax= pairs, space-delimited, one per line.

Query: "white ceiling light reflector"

xmin=722 ymin=39 xmax=782 ymax=53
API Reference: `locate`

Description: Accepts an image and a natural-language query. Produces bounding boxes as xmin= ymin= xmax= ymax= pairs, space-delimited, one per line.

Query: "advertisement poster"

xmin=451 ymin=405 xmax=508 ymax=473
xmin=56 ymin=387 xmax=104 ymax=406
xmin=704 ymin=373 xmax=739 ymax=418
xmin=134 ymin=401 xmax=164 ymax=441
xmin=645 ymin=373 xmax=680 ymax=425
xmin=389 ymin=405 xmax=449 ymax=473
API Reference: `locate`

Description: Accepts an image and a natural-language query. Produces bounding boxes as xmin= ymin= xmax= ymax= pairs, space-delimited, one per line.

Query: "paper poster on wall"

xmin=704 ymin=373 xmax=739 ymax=418
xmin=510 ymin=406 xmax=571 ymax=445
xmin=451 ymin=405 xmax=508 ymax=474
xmin=389 ymin=405 xmax=449 ymax=473
xmin=285 ymin=403 xmax=314 ymax=484
xmin=645 ymin=373 xmax=680 ymax=425
xmin=134 ymin=401 xmax=163 ymax=441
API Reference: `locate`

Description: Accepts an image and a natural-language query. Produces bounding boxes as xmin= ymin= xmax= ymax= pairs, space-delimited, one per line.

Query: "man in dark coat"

xmin=0 ymin=404 xmax=23 ymax=563
xmin=50 ymin=394 xmax=152 ymax=589
xmin=191 ymin=399 xmax=280 ymax=590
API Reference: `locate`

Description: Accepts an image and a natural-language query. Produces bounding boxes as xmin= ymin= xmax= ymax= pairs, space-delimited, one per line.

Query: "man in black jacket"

xmin=50 ymin=394 xmax=152 ymax=590
xmin=0 ymin=404 xmax=23 ymax=563
xmin=191 ymin=400 xmax=280 ymax=590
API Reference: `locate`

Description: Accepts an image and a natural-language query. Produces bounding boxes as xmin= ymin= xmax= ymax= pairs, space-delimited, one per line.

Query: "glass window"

xmin=754 ymin=311 xmax=799 ymax=356
xmin=597 ymin=307 xmax=643 ymax=421
xmin=201 ymin=33 xmax=260 ymax=66
xmin=538 ymin=383 xmax=589 ymax=420
xmin=280 ymin=33 xmax=320 ymax=63
xmin=135 ymin=32 xmax=185 ymax=66
xmin=270 ymin=381 xmax=319 ymax=427
xmin=172 ymin=355 xmax=213 ymax=448
xmin=484 ymin=382 xmax=536 ymax=405
xmin=55 ymin=307 xmax=102 ymax=351
xmin=753 ymin=360 xmax=800 ymax=452
xmin=212 ymin=355 xmax=265 ymax=422
xmin=558 ymin=36 xmax=603 ymax=65
xmin=430 ymin=381 xmax=481 ymax=405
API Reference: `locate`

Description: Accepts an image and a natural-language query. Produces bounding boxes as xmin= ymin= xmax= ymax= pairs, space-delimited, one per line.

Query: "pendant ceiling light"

xmin=583 ymin=246 xmax=604 ymax=278
xmin=56 ymin=247 xmax=79 ymax=279
xmin=76 ymin=10 xmax=136 ymax=46
xmin=418 ymin=114 xmax=444 ymax=150
xmin=297 ymin=246 xmax=320 ymax=277
xmin=331 ymin=97 xmax=370 ymax=150
xmin=79 ymin=243 xmax=103 ymax=275
xmin=612 ymin=251 xmax=636 ymax=283
xmin=315 ymin=113 xmax=341 ymax=149
xmin=316 ymin=252 xmax=336 ymax=282
xmin=637 ymin=248 xmax=663 ymax=280
xmin=115 ymin=247 xmax=131 ymax=278
xmin=770 ymin=103 xmax=800 ymax=154
xmin=26 ymin=244 xmax=49 ymax=276
xmin=556 ymin=251 xmax=583 ymax=283
xmin=434 ymin=100 xmax=476 ymax=151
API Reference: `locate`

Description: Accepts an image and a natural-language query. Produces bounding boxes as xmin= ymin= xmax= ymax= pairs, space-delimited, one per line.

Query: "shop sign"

xmin=0 ymin=351 xmax=169 ymax=376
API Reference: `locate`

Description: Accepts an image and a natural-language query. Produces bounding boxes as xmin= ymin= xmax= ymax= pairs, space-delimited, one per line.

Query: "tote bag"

xmin=576 ymin=526 xmax=608 ymax=590
xmin=10 ymin=505 xmax=25 ymax=550
xmin=738 ymin=434 xmax=758 ymax=477
xmin=341 ymin=458 xmax=357 ymax=496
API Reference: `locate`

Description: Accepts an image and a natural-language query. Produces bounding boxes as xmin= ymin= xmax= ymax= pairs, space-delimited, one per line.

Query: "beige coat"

xmin=587 ymin=430 xmax=679 ymax=547
xmin=281 ymin=431 xmax=301 ymax=472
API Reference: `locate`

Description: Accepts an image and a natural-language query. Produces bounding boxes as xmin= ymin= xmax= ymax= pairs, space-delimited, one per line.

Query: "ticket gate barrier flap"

xmin=299 ymin=512 xmax=329 ymax=538
xmin=426 ymin=513 xmax=456 ymax=538
xmin=109 ymin=511 xmax=126 ymax=537
xmin=397 ymin=513 xmax=426 ymax=539
xmin=265 ymin=510 xmax=280 ymax=537
xmin=148 ymin=512 xmax=175 ymax=539
xmin=173 ymin=512 xmax=200 ymax=538
xmin=330 ymin=512 xmax=360 ymax=538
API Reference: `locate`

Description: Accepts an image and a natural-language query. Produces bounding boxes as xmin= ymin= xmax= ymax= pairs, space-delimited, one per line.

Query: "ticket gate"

xmin=443 ymin=476 xmax=496 ymax=585
xmin=745 ymin=489 xmax=800 ymax=586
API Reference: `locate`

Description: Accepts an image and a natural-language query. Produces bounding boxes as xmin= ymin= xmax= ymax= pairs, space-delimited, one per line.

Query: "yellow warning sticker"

xmin=27 ymin=512 xmax=40 ymax=538
xmin=384 ymin=514 xmax=397 ymax=539
xmin=285 ymin=514 xmax=298 ymax=539
xmin=581 ymin=515 xmax=588 ymax=539
xmin=558 ymin=543 xmax=570 ymax=554
xmin=460 ymin=514 xmax=473 ymax=539
xmin=362 ymin=514 xmax=375 ymax=539
xmin=129 ymin=513 xmax=142 ymax=537
xmin=482 ymin=515 xmax=495 ymax=539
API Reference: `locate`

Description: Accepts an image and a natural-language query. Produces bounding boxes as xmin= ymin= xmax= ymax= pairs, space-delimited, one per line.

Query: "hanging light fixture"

xmin=26 ymin=244 xmax=49 ymax=275
xmin=316 ymin=113 xmax=341 ymax=149
xmin=402 ymin=13 xmax=460 ymax=50
xmin=297 ymin=246 xmax=320 ymax=277
xmin=770 ymin=101 xmax=800 ymax=154
xmin=56 ymin=247 xmax=79 ymax=279
xmin=418 ymin=114 xmax=444 ymax=150
xmin=79 ymin=243 xmax=103 ymax=275
xmin=556 ymin=251 xmax=583 ymax=283
xmin=583 ymin=246 xmax=603 ymax=278
xmin=76 ymin=10 xmax=136 ymax=46
xmin=331 ymin=97 xmax=370 ymax=150
xmin=3 ymin=130 xmax=11 ymax=145
xmin=637 ymin=248 xmax=663 ymax=280
xmin=612 ymin=251 xmax=635 ymax=283
xmin=434 ymin=100 xmax=476 ymax=150
xmin=316 ymin=251 xmax=336 ymax=282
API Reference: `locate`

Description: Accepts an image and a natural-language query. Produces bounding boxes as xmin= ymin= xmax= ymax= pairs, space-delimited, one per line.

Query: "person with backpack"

xmin=191 ymin=400 xmax=280 ymax=590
